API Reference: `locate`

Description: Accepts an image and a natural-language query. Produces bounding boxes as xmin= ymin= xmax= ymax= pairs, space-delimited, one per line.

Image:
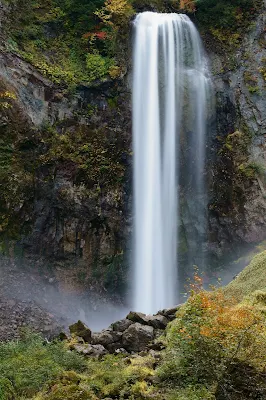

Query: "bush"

xmin=0 ymin=332 xmax=86 ymax=397
xmin=0 ymin=378 xmax=15 ymax=400
xmin=158 ymin=287 xmax=266 ymax=399
xmin=224 ymin=251 xmax=266 ymax=300
xmin=85 ymin=53 xmax=112 ymax=82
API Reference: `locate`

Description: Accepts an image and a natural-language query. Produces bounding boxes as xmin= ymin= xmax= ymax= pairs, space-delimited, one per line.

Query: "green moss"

xmin=224 ymin=251 xmax=266 ymax=300
xmin=166 ymin=386 xmax=215 ymax=400
xmin=36 ymin=372 xmax=97 ymax=400
xmin=0 ymin=378 xmax=15 ymax=400
xmin=0 ymin=332 xmax=86 ymax=398
xmin=38 ymin=124 xmax=125 ymax=188
xmin=238 ymin=161 xmax=265 ymax=178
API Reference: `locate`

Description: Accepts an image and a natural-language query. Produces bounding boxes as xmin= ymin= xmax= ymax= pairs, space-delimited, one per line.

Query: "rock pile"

xmin=68 ymin=306 xmax=179 ymax=357
xmin=0 ymin=295 xmax=65 ymax=341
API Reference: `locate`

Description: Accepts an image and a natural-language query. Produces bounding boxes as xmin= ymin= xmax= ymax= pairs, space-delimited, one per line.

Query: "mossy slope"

xmin=224 ymin=250 xmax=266 ymax=300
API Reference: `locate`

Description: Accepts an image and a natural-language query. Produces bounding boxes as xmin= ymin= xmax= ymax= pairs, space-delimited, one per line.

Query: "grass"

xmin=224 ymin=251 xmax=266 ymax=300
xmin=0 ymin=331 xmax=86 ymax=398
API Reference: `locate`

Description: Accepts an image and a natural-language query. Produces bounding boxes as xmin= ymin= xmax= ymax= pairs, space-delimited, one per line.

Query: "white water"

xmin=133 ymin=12 xmax=212 ymax=314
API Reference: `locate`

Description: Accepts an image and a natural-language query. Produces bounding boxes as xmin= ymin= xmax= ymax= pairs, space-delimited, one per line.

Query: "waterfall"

xmin=133 ymin=12 xmax=212 ymax=314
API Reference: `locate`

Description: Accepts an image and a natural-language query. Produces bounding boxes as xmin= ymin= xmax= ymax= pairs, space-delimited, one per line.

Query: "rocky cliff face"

xmin=0 ymin=44 xmax=132 ymax=299
xmin=1 ymin=1 xmax=266 ymax=301
xmin=207 ymin=1 xmax=266 ymax=266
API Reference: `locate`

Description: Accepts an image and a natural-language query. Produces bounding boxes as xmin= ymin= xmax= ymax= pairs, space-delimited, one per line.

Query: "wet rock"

xmin=122 ymin=323 xmax=154 ymax=352
xmin=73 ymin=343 xmax=108 ymax=358
xmin=110 ymin=318 xmax=133 ymax=332
xmin=126 ymin=311 xmax=169 ymax=329
xmin=91 ymin=330 xmax=122 ymax=347
xmin=146 ymin=315 xmax=169 ymax=329
xmin=114 ymin=347 xmax=128 ymax=355
xmin=69 ymin=320 xmax=92 ymax=343
xmin=106 ymin=341 xmax=124 ymax=353
xmin=58 ymin=332 xmax=69 ymax=341
xmin=126 ymin=311 xmax=148 ymax=324
xmin=157 ymin=305 xmax=179 ymax=319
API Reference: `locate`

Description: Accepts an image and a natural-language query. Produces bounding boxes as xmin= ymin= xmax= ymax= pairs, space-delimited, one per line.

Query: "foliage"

xmin=34 ymin=354 xmax=162 ymax=400
xmin=196 ymin=0 xmax=258 ymax=30
xmin=180 ymin=0 xmax=196 ymax=12
xmin=157 ymin=266 xmax=266 ymax=399
xmin=0 ymin=331 xmax=86 ymax=398
xmin=209 ymin=129 xmax=255 ymax=214
xmin=195 ymin=0 xmax=261 ymax=50
xmin=0 ymin=82 xmax=35 ymax=239
xmin=0 ymin=90 xmax=17 ymax=110
xmin=224 ymin=251 xmax=266 ymax=301
xmin=85 ymin=53 xmax=114 ymax=82
xmin=166 ymin=385 xmax=215 ymax=400
xmin=4 ymin=0 xmax=121 ymax=86
xmin=38 ymin=125 xmax=125 ymax=188
xmin=0 ymin=378 xmax=15 ymax=400
xmin=259 ymin=57 xmax=266 ymax=82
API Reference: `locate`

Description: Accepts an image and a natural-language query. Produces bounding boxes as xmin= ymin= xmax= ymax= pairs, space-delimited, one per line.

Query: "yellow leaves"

xmin=95 ymin=0 xmax=134 ymax=30
xmin=179 ymin=0 xmax=196 ymax=12
xmin=0 ymin=90 xmax=17 ymax=109
xmin=109 ymin=65 xmax=121 ymax=79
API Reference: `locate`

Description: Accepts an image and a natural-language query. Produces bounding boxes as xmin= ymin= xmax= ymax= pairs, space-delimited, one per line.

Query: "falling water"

xmin=133 ymin=12 xmax=212 ymax=314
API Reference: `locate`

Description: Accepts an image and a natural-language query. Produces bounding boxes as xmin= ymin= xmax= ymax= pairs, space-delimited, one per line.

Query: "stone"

xmin=114 ymin=348 xmax=128 ymax=355
xmin=69 ymin=320 xmax=92 ymax=343
xmin=122 ymin=323 xmax=154 ymax=352
xmin=73 ymin=343 xmax=108 ymax=358
xmin=157 ymin=305 xmax=180 ymax=317
xmin=145 ymin=315 xmax=169 ymax=329
xmin=58 ymin=332 xmax=68 ymax=341
xmin=106 ymin=342 xmax=123 ymax=353
xmin=157 ymin=306 xmax=180 ymax=321
xmin=126 ymin=311 xmax=169 ymax=329
xmin=91 ymin=330 xmax=122 ymax=347
xmin=126 ymin=311 xmax=147 ymax=324
xmin=110 ymin=318 xmax=133 ymax=332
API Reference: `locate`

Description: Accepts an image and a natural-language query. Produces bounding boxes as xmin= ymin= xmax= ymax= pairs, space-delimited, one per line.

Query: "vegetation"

xmin=2 ymin=0 xmax=260 ymax=87
xmin=0 ymin=331 xmax=86 ymax=398
xmin=224 ymin=251 xmax=266 ymax=300
xmin=2 ymin=252 xmax=266 ymax=399
xmin=3 ymin=0 xmax=133 ymax=86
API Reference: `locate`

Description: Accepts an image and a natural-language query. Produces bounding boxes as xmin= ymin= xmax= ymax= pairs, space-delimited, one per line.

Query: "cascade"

xmin=132 ymin=12 xmax=212 ymax=314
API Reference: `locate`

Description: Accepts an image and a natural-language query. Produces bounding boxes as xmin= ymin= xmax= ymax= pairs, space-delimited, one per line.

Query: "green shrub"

xmin=0 ymin=378 xmax=15 ymax=400
xmin=224 ymin=251 xmax=266 ymax=300
xmin=0 ymin=332 xmax=86 ymax=397
xmin=166 ymin=385 xmax=215 ymax=400
xmin=158 ymin=286 xmax=266 ymax=399
xmin=86 ymin=53 xmax=113 ymax=82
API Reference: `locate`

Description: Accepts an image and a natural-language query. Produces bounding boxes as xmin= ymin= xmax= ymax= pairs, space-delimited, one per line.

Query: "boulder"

xmin=106 ymin=341 xmax=124 ymax=353
xmin=110 ymin=318 xmax=133 ymax=332
xmin=126 ymin=311 xmax=169 ymax=329
xmin=91 ymin=330 xmax=122 ymax=347
xmin=126 ymin=311 xmax=148 ymax=324
xmin=69 ymin=320 xmax=92 ymax=343
xmin=114 ymin=348 xmax=129 ymax=355
xmin=157 ymin=305 xmax=180 ymax=320
xmin=73 ymin=343 xmax=108 ymax=358
xmin=145 ymin=315 xmax=169 ymax=329
xmin=122 ymin=323 xmax=154 ymax=352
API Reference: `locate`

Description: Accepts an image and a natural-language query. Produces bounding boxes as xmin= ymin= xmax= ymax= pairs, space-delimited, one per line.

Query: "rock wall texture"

xmin=207 ymin=1 xmax=266 ymax=266
xmin=1 ymin=2 xmax=266 ymax=300
xmin=0 ymin=44 xmax=132 ymax=298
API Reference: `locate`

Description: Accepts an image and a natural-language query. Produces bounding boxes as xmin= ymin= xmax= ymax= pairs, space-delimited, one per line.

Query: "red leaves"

xmin=83 ymin=31 xmax=107 ymax=40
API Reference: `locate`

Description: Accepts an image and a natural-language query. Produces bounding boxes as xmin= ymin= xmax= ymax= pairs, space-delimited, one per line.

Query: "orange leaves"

xmin=179 ymin=0 xmax=196 ymax=13
xmin=191 ymin=290 xmax=262 ymax=352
